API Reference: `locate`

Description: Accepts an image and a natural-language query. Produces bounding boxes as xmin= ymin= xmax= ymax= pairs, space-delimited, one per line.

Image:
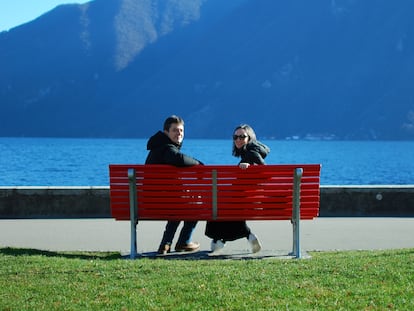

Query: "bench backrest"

xmin=109 ymin=164 xmax=321 ymax=221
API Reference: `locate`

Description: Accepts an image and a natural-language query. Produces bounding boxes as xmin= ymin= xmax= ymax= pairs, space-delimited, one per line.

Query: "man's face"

xmin=165 ymin=122 xmax=184 ymax=145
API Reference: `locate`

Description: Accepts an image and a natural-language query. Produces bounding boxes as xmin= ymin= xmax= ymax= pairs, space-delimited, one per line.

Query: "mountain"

xmin=1 ymin=0 xmax=414 ymax=140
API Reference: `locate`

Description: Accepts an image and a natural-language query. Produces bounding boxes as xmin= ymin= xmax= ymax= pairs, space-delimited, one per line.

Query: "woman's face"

xmin=233 ymin=128 xmax=249 ymax=149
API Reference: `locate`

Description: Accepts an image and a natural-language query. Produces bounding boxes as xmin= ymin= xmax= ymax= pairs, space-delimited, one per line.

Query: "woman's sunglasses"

xmin=233 ymin=134 xmax=248 ymax=140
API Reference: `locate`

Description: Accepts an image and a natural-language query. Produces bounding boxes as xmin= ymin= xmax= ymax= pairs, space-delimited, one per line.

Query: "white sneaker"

xmin=211 ymin=240 xmax=225 ymax=253
xmin=248 ymin=233 xmax=262 ymax=253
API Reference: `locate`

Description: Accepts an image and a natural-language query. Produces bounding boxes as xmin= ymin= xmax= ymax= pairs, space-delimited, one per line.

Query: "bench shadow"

xmin=1 ymin=247 xmax=309 ymax=261
xmin=0 ymin=247 xmax=122 ymax=260
xmin=135 ymin=249 xmax=308 ymax=260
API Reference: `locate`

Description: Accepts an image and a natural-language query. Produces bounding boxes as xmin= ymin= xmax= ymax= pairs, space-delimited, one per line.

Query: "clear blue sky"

xmin=0 ymin=1 xmax=90 ymax=32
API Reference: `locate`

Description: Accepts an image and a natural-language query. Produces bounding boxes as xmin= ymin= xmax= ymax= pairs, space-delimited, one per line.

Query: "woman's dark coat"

xmin=205 ymin=140 xmax=270 ymax=241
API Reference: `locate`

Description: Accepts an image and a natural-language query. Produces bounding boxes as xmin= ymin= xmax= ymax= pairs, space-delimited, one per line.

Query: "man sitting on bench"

xmin=145 ymin=115 xmax=204 ymax=255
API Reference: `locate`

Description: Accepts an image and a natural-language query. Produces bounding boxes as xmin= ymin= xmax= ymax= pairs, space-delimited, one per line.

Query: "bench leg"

xmin=128 ymin=168 xmax=138 ymax=259
xmin=291 ymin=168 xmax=303 ymax=259
xmin=130 ymin=219 xmax=137 ymax=259
xmin=291 ymin=219 xmax=300 ymax=258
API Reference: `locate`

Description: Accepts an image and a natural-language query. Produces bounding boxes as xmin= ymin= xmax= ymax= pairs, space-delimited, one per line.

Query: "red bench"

xmin=109 ymin=164 xmax=321 ymax=259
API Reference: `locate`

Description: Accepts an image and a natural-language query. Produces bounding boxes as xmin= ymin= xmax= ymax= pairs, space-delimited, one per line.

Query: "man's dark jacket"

xmin=145 ymin=131 xmax=202 ymax=166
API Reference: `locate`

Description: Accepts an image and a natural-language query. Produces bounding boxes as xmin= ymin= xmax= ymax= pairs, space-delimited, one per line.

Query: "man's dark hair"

xmin=163 ymin=115 xmax=184 ymax=131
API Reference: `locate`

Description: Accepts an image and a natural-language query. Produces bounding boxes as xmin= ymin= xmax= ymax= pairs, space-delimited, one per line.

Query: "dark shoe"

xmin=157 ymin=244 xmax=171 ymax=255
xmin=175 ymin=242 xmax=200 ymax=252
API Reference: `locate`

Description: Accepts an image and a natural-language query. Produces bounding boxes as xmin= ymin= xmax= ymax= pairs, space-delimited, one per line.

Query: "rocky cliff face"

xmin=1 ymin=0 xmax=413 ymax=140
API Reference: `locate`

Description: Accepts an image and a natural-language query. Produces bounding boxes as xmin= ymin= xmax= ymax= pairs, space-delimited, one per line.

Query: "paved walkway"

xmin=1 ymin=218 xmax=413 ymax=257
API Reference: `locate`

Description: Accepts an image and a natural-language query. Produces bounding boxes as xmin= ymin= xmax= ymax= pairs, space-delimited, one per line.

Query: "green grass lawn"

xmin=1 ymin=248 xmax=413 ymax=310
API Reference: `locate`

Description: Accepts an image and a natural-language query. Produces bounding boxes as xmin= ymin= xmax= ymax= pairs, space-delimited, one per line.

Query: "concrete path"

xmin=1 ymin=218 xmax=413 ymax=257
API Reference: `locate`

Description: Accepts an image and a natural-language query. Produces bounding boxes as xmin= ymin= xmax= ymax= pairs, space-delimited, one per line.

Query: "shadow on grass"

xmin=0 ymin=247 xmax=122 ymax=260
xmin=136 ymin=250 xmax=305 ymax=260
xmin=0 ymin=247 xmax=306 ymax=261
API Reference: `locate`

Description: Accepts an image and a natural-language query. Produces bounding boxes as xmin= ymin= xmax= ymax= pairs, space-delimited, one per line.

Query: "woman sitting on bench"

xmin=205 ymin=124 xmax=270 ymax=254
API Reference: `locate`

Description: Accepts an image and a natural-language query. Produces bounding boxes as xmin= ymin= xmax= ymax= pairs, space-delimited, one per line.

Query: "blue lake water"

xmin=0 ymin=137 xmax=413 ymax=186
